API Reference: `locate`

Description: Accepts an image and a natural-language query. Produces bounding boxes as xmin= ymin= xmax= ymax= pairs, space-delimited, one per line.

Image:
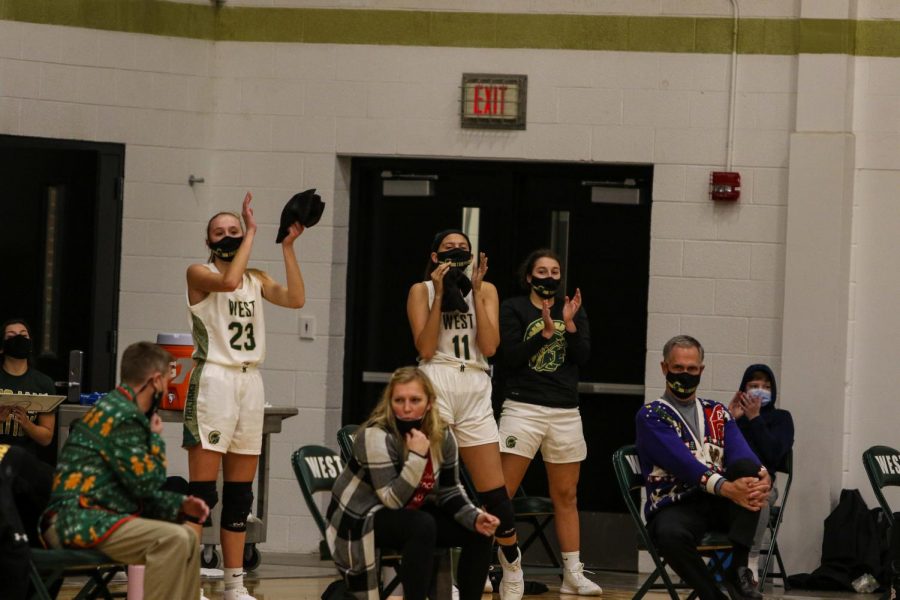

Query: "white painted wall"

xmin=2 ymin=5 xmax=899 ymax=567
xmin=845 ymin=54 xmax=900 ymax=515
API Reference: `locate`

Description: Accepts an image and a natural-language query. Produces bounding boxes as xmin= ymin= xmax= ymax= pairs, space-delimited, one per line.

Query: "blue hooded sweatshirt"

xmin=736 ymin=363 xmax=794 ymax=474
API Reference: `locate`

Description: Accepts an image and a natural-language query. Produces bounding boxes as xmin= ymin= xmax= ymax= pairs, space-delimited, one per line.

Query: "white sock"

xmin=561 ymin=551 xmax=581 ymax=571
xmin=224 ymin=567 xmax=243 ymax=590
xmin=749 ymin=555 xmax=760 ymax=576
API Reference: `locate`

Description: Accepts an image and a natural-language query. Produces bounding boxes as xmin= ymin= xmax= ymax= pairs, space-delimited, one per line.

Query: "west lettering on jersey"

xmin=228 ymin=299 xmax=256 ymax=318
xmin=442 ymin=313 xmax=474 ymax=330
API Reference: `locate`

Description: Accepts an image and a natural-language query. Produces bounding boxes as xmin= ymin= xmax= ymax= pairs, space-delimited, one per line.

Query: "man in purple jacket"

xmin=636 ymin=335 xmax=771 ymax=600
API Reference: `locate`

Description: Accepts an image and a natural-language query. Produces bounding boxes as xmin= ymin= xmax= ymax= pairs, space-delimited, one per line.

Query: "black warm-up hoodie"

xmin=736 ymin=363 xmax=795 ymax=475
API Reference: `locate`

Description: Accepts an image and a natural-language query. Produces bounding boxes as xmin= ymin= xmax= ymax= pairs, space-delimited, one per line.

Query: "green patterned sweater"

xmin=42 ymin=385 xmax=184 ymax=548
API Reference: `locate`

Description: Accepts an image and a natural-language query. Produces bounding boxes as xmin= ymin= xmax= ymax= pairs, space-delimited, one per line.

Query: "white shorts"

xmin=420 ymin=362 xmax=498 ymax=448
xmin=182 ymin=361 xmax=264 ymax=455
xmin=498 ymin=400 xmax=587 ymax=463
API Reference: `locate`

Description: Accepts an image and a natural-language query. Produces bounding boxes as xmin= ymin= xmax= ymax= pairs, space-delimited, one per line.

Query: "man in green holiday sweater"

xmin=41 ymin=341 xmax=209 ymax=600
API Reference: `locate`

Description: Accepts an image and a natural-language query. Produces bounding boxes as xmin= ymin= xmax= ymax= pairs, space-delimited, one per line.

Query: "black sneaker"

xmin=724 ymin=566 xmax=763 ymax=600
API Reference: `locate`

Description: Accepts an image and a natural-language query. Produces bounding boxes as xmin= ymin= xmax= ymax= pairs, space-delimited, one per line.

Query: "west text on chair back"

xmin=291 ymin=445 xmax=345 ymax=538
xmin=863 ymin=445 xmax=900 ymax=528
xmin=336 ymin=424 xmax=359 ymax=463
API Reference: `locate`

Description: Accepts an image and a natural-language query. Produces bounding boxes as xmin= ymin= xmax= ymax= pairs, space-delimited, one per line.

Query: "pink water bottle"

xmin=127 ymin=565 xmax=144 ymax=599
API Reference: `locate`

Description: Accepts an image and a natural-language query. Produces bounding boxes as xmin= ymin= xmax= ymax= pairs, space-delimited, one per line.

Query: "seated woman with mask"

xmin=0 ymin=319 xmax=58 ymax=457
xmin=327 ymin=366 xmax=500 ymax=600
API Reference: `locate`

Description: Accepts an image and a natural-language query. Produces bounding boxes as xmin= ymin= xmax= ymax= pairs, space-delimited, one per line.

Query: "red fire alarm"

xmin=710 ymin=171 xmax=741 ymax=201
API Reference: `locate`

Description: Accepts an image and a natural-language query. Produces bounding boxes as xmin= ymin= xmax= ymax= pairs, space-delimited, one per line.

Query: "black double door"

xmin=0 ymin=135 xmax=124 ymax=413
xmin=345 ymin=157 xmax=652 ymax=514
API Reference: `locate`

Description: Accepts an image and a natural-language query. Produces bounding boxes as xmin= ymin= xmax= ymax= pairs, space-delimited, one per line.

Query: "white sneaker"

xmin=111 ymin=570 xmax=128 ymax=582
xmin=497 ymin=547 xmax=524 ymax=600
xmin=560 ymin=562 xmax=603 ymax=595
xmin=223 ymin=586 xmax=257 ymax=600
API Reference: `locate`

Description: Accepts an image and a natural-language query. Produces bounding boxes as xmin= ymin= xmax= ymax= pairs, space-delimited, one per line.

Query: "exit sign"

xmin=460 ymin=74 xmax=527 ymax=130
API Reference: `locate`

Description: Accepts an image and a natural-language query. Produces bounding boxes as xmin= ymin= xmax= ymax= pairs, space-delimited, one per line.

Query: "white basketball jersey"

xmin=423 ymin=281 xmax=488 ymax=370
xmin=188 ymin=264 xmax=266 ymax=366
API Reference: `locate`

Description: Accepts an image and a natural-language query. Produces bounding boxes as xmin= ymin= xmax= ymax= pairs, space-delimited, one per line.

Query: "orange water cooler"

xmin=156 ymin=333 xmax=194 ymax=411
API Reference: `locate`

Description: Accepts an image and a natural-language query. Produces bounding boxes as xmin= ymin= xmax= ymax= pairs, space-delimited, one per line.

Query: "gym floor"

xmin=56 ymin=552 xmax=871 ymax=600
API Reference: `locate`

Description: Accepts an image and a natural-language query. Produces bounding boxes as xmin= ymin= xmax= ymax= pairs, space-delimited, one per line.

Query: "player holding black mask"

xmin=407 ymin=230 xmax=527 ymax=600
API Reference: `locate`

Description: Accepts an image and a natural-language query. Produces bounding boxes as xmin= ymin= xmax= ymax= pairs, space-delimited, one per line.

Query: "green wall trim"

xmin=1 ymin=0 xmax=900 ymax=58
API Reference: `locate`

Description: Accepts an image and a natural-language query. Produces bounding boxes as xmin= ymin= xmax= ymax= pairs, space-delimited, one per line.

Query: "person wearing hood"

xmin=729 ymin=364 xmax=795 ymax=581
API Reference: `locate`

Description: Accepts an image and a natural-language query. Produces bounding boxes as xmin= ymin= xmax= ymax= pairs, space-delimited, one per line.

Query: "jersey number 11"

xmin=452 ymin=334 xmax=470 ymax=361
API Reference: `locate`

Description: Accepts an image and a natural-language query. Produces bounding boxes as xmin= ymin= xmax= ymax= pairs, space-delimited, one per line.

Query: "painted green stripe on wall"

xmin=1 ymin=0 xmax=899 ymax=57
xmin=0 ymin=0 xmax=216 ymax=39
xmin=801 ymin=18 xmax=855 ymax=54
xmin=856 ymin=20 xmax=900 ymax=57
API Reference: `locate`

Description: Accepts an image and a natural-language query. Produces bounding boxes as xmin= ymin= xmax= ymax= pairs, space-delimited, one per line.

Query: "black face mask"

xmin=396 ymin=417 xmax=424 ymax=436
xmin=665 ymin=371 xmax=701 ymax=400
xmin=530 ymin=276 xmax=560 ymax=299
xmin=137 ymin=378 xmax=163 ymax=419
xmin=209 ymin=235 xmax=243 ymax=262
xmin=435 ymin=249 xmax=473 ymax=313
xmin=3 ymin=335 xmax=32 ymax=359
xmin=436 ymin=248 xmax=473 ymax=269
xmin=147 ymin=390 xmax=163 ymax=419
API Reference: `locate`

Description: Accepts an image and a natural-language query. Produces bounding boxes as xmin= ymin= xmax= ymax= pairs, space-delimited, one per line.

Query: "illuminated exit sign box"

xmin=460 ymin=74 xmax=527 ymax=130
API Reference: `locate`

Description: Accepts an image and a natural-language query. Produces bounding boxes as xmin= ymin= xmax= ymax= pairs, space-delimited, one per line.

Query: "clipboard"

xmin=0 ymin=393 xmax=67 ymax=413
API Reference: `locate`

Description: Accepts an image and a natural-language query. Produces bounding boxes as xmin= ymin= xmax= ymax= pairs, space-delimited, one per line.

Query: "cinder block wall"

xmin=2 ymin=1 xmax=899 ymax=567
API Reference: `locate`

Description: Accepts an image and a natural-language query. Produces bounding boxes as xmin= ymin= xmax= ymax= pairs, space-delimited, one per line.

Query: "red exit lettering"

xmin=472 ymin=85 xmax=509 ymax=116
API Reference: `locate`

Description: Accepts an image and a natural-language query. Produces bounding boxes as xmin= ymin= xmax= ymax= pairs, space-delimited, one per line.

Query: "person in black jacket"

xmin=0 ymin=443 xmax=54 ymax=599
xmin=497 ymin=249 xmax=601 ymax=595
xmin=729 ymin=363 xmax=795 ymax=581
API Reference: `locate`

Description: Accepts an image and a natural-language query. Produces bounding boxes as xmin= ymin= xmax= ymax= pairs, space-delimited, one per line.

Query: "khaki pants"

xmin=95 ymin=518 xmax=200 ymax=600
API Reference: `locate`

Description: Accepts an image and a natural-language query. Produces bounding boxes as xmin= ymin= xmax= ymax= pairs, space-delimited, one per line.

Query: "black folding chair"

xmin=511 ymin=487 xmax=560 ymax=569
xmin=292 ymin=444 xmax=403 ymax=600
xmin=613 ymin=444 xmax=733 ymax=600
xmin=863 ymin=445 xmax=900 ymax=529
xmin=458 ymin=459 xmax=559 ymax=569
xmin=336 ymin=424 xmax=358 ymax=463
xmin=28 ymin=548 xmax=125 ymax=600
xmin=758 ymin=449 xmax=793 ymax=591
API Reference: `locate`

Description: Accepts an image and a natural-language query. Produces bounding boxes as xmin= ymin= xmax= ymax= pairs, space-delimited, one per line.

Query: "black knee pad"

xmin=479 ymin=486 xmax=516 ymax=539
xmin=221 ymin=481 xmax=253 ymax=533
xmin=186 ymin=481 xmax=217 ymax=525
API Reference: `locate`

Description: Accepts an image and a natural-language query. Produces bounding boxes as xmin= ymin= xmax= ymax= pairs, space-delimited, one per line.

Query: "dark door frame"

xmin=0 ymin=134 xmax=125 ymax=392
xmin=343 ymin=156 xmax=653 ymax=426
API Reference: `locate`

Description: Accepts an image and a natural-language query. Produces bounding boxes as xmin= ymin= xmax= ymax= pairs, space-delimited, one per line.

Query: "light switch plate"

xmin=299 ymin=315 xmax=316 ymax=340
